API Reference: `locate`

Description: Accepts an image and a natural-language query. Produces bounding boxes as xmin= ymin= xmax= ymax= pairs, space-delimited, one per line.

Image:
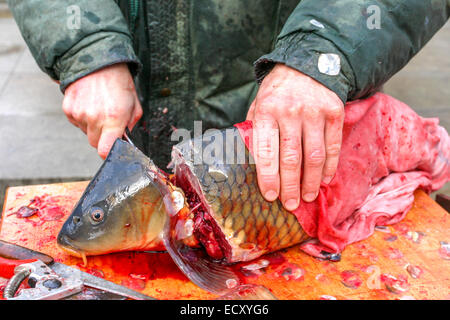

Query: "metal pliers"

xmin=0 ymin=240 xmax=155 ymax=300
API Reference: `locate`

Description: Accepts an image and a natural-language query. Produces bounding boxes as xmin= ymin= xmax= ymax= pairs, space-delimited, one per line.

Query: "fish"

xmin=57 ymin=126 xmax=310 ymax=293
xmin=57 ymin=139 xmax=167 ymax=266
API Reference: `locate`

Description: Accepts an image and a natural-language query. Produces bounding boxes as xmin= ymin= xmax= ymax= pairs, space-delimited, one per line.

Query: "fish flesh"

xmin=58 ymin=92 xmax=450 ymax=293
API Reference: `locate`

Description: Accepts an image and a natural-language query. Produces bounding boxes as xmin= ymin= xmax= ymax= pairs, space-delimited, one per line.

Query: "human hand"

xmin=62 ymin=63 xmax=142 ymax=159
xmin=247 ymin=63 xmax=344 ymax=210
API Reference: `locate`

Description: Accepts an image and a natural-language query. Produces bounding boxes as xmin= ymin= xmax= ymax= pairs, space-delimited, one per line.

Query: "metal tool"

xmin=2 ymin=258 xmax=84 ymax=300
xmin=123 ymin=127 xmax=135 ymax=147
xmin=0 ymin=240 xmax=155 ymax=300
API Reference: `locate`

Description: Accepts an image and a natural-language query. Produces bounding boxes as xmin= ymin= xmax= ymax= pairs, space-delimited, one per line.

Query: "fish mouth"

xmin=57 ymin=234 xmax=88 ymax=266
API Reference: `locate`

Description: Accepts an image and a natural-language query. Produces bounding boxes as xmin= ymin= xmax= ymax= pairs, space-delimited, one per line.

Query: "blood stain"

xmin=391 ymin=223 xmax=410 ymax=235
xmin=121 ymin=278 xmax=146 ymax=291
xmin=319 ymin=295 xmax=337 ymax=300
xmin=10 ymin=206 xmax=38 ymax=218
xmin=340 ymin=270 xmax=362 ymax=289
xmin=405 ymin=231 xmax=425 ymax=244
xmin=384 ymin=234 xmax=398 ymax=242
xmin=406 ymin=265 xmax=423 ymax=279
xmin=381 ymin=274 xmax=409 ymax=294
xmin=85 ymin=268 xmax=105 ymax=279
xmin=384 ymin=247 xmax=404 ymax=260
xmin=438 ymin=241 xmax=450 ymax=260
xmin=272 ymin=262 xmax=304 ymax=281
xmin=129 ymin=273 xmax=148 ymax=280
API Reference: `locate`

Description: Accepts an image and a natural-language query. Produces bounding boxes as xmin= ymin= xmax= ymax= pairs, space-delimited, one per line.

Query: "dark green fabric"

xmin=7 ymin=0 xmax=450 ymax=167
xmin=256 ymin=0 xmax=450 ymax=102
xmin=7 ymin=0 xmax=142 ymax=88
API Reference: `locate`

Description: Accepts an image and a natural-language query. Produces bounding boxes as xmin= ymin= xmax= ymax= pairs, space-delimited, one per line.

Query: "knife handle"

xmin=0 ymin=240 xmax=54 ymax=265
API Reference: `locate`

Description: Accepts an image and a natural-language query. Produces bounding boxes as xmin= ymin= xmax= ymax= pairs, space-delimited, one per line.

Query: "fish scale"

xmin=172 ymin=127 xmax=310 ymax=263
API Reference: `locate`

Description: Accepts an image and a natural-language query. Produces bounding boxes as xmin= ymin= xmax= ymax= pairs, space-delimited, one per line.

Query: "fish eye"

xmin=90 ymin=208 xmax=104 ymax=223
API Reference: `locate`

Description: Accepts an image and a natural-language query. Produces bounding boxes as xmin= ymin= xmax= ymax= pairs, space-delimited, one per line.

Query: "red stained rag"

xmin=235 ymin=93 xmax=450 ymax=258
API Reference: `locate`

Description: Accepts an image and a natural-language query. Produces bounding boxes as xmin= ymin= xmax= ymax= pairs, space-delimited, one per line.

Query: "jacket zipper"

xmin=128 ymin=0 xmax=139 ymax=31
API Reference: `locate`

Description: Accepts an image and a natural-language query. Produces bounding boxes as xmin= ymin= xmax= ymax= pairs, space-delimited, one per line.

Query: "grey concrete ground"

xmin=0 ymin=5 xmax=449 ymax=207
xmin=0 ymin=9 xmax=102 ymax=206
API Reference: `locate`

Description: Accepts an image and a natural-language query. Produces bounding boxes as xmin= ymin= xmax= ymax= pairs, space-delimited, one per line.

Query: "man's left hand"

xmin=247 ymin=63 xmax=345 ymax=211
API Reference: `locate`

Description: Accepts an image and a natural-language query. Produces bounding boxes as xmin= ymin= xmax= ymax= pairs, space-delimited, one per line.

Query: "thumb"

xmin=97 ymin=126 xmax=126 ymax=159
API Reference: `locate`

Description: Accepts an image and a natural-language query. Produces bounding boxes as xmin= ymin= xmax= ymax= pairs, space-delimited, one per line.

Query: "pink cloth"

xmin=235 ymin=92 xmax=450 ymax=258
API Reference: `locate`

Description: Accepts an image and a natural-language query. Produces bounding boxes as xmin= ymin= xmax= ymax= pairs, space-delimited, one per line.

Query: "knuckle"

xmin=255 ymin=100 xmax=277 ymax=114
xmin=72 ymin=109 xmax=84 ymax=122
xmin=280 ymin=150 xmax=301 ymax=169
xmin=256 ymin=144 xmax=277 ymax=161
xmin=326 ymin=144 xmax=341 ymax=157
xmin=87 ymin=137 xmax=98 ymax=148
xmin=257 ymin=159 xmax=278 ymax=176
xmin=86 ymin=110 xmax=99 ymax=123
xmin=285 ymin=105 xmax=302 ymax=117
xmin=62 ymin=100 xmax=72 ymax=114
xmin=305 ymin=149 xmax=325 ymax=167
xmin=255 ymin=140 xmax=278 ymax=160
xmin=304 ymin=107 xmax=322 ymax=121
xmin=257 ymin=157 xmax=274 ymax=168
xmin=326 ymin=105 xmax=344 ymax=120
xmin=135 ymin=107 xmax=143 ymax=120
xmin=105 ymin=105 xmax=128 ymax=120
xmin=323 ymin=165 xmax=338 ymax=176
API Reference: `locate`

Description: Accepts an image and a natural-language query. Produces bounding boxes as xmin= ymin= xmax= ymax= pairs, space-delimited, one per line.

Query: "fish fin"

xmin=162 ymin=218 xmax=241 ymax=295
xmin=216 ymin=284 xmax=278 ymax=300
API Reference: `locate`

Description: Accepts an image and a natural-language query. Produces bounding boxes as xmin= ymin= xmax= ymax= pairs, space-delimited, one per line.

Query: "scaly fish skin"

xmin=171 ymin=126 xmax=310 ymax=263
xmin=57 ymin=139 xmax=166 ymax=259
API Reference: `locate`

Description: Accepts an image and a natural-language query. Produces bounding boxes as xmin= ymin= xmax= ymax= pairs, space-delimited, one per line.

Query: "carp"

xmin=56 ymin=139 xmax=167 ymax=265
xmin=57 ymin=126 xmax=310 ymax=293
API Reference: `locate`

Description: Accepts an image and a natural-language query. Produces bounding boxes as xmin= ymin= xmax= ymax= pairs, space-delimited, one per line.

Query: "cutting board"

xmin=1 ymin=182 xmax=449 ymax=300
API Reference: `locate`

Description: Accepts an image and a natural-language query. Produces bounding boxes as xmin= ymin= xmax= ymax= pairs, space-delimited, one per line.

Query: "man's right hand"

xmin=62 ymin=63 xmax=143 ymax=159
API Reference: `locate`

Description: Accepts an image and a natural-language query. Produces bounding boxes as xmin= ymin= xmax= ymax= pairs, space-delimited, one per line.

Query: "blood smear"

xmin=438 ymin=241 xmax=450 ymax=260
xmin=340 ymin=270 xmax=362 ymax=289
xmin=320 ymin=295 xmax=337 ymax=300
xmin=406 ymin=265 xmax=423 ymax=279
xmin=381 ymin=274 xmax=410 ymax=294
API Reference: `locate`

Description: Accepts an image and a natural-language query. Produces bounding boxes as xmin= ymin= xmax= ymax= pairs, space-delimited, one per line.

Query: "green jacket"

xmin=8 ymin=0 xmax=450 ymax=166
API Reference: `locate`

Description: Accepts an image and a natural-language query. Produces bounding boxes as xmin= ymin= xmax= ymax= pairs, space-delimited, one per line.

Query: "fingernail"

xmin=284 ymin=199 xmax=299 ymax=211
xmin=303 ymin=192 xmax=317 ymax=202
xmin=264 ymin=190 xmax=278 ymax=201
xmin=323 ymin=175 xmax=333 ymax=184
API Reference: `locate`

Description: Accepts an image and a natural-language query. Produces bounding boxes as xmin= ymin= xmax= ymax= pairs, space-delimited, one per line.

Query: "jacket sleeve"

xmin=255 ymin=0 xmax=450 ymax=103
xmin=7 ymin=0 xmax=142 ymax=92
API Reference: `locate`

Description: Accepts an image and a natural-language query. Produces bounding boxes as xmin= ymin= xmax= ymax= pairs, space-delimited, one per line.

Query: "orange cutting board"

xmin=1 ymin=182 xmax=449 ymax=300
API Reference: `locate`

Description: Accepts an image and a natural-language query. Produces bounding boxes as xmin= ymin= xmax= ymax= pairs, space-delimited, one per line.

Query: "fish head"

xmin=57 ymin=139 xmax=166 ymax=260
